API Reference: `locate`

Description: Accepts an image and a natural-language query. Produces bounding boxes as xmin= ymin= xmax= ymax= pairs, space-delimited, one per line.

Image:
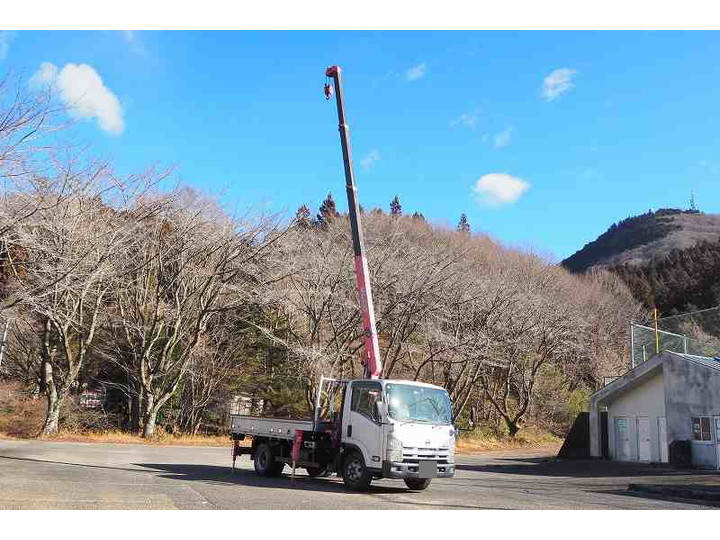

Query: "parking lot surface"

xmin=0 ymin=439 xmax=716 ymax=509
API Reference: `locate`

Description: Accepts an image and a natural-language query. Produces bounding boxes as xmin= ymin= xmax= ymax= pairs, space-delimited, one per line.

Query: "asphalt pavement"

xmin=0 ymin=439 xmax=716 ymax=509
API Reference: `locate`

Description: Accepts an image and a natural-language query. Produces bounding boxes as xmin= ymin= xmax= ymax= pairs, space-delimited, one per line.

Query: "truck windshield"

xmin=385 ymin=384 xmax=452 ymax=425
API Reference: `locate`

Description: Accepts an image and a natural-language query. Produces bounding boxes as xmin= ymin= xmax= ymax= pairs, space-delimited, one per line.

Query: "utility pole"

xmin=324 ymin=65 xmax=382 ymax=379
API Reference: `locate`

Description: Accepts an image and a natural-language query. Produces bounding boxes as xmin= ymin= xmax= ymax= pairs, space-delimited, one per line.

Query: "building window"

xmin=691 ymin=416 xmax=712 ymax=441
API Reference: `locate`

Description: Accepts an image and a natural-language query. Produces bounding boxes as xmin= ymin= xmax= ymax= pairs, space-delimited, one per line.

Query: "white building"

xmin=589 ymin=351 xmax=720 ymax=469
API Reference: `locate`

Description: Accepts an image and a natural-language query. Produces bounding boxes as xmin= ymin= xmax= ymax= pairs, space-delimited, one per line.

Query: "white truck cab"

xmin=340 ymin=379 xmax=456 ymax=489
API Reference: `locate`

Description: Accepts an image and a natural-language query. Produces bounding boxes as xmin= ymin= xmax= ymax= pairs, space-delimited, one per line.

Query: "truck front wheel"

xmin=254 ymin=443 xmax=285 ymax=477
xmin=342 ymin=451 xmax=372 ymax=491
xmin=404 ymin=478 xmax=432 ymax=490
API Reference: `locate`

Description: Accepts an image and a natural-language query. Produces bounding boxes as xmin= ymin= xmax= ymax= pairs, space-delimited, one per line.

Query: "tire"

xmin=342 ymin=451 xmax=372 ymax=491
xmin=306 ymin=465 xmax=330 ymax=478
xmin=253 ymin=443 xmax=285 ymax=477
xmin=404 ymin=478 xmax=432 ymax=490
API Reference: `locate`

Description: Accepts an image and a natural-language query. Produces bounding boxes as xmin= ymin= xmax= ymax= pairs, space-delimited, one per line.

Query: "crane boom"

xmin=325 ymin=65 xmax=382 ymax=379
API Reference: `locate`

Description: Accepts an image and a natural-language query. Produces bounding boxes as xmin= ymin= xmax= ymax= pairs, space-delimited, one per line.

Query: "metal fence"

xmin=630 ymin=306 xmax=720 ymax=367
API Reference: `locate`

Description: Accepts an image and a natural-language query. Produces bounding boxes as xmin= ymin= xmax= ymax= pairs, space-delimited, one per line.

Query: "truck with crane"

xmin=229 ymin=66 xmax=457 ymax=492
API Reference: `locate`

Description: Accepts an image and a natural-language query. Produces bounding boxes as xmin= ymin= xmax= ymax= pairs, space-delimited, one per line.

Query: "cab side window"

xmin=351 ymin=383 xmax=382 ymax=423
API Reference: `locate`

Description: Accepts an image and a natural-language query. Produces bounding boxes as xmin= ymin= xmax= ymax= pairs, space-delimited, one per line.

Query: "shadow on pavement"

xmin=456 ymin=456 xmax=711 ymax=479
xmin=136 ymin=463 xmax=409 ymax=495
xmin=0 ymin=454 xmax=152 ymax=475
xmin=591 ymin=488 xmax=720 ymax=509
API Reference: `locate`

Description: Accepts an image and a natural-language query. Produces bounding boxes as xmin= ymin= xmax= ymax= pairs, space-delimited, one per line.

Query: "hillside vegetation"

xmin=562 ymin=208 xmax=720 ymax=272
xmin=610 ymin=238 xmax=720 ymax=314
xmin=562 ymin=208 xmax=720 ymax=315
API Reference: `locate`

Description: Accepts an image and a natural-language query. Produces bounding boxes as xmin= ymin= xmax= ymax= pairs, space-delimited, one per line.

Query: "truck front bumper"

xmin=382 ymin=460 xmax=455 ymax=479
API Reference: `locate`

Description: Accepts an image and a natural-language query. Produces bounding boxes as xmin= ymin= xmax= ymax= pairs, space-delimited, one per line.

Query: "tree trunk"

xmin=505 ymin=417 xmax=520 ymax=437
xmin=41 ymin=361 xmax=61 ymax=436
xmin=142 ymin=391 xmax=157 ymax=438
xmin=42 ymin=394 xmax=62 ymax=436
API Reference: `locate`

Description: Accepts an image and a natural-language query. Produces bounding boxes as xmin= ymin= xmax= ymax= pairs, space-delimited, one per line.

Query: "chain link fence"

xmin=630 ymin=306 xmax=720 ymax=367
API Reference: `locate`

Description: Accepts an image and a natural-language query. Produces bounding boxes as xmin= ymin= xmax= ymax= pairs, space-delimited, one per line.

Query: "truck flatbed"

xmin=230 ymin=415 xmax=315 ymax=441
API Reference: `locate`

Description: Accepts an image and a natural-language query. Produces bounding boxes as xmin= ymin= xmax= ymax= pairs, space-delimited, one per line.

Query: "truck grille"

xmin=402 ymin=447 xmax=451 ymax=463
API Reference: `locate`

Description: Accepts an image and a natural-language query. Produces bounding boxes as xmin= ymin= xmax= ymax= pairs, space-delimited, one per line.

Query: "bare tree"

xmin=6 ymin=162 xmax=163 ymax=435
xmin=110 ymin=191 xmax=282 ymax=437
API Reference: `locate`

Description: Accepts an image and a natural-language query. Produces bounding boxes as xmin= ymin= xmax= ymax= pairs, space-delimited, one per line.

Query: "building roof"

xmin=591 ymin=350 xmax=720 ymax=404
xmin=666 ymin=351 xmax=720 ymax=372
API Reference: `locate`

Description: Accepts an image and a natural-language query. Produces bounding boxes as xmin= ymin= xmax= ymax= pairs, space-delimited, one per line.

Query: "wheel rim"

xmin=259 ymin=449 xmax=268 ymax=469
xmin=346 ymin=458 xmax=363 ymax=481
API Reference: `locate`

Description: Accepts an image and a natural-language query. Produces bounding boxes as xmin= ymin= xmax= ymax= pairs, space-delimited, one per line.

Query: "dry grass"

xmin=0 ymin=382 xmax=233 ymax=446
xmin=0 ymin=382 xmax=45 ymax=439
xmin=456 ymin=426 xmax=562 ymax=454
xmin=40 ymin=429 xmax=231 ymax=447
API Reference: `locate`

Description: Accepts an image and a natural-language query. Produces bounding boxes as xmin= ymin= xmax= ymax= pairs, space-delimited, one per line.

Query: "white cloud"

xmin=473 ymin=173 xmax=529 ymax=207
xmin=121 ymin=30 xmax=146 ymax=55
xmin=31 ymin=62 xmax=124 ymax=134
xmin=405 ymin=63 xmax=426 ymax=81
xmin=360 ymin=149 xmax=381 ymax=171
xmin=451 ymin=112 xmax=478 ymax=128
xmin=0 ymin=31 xmax=13 ymax=61
xmin=542 ymin=68 xmax=577 ymax=101
xmin=493 ymin=127 xmax=513 ymax=148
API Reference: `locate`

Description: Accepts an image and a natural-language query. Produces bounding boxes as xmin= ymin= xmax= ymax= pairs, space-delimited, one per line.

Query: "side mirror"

xmin=373 ymin=401 xmax=386 ymax=423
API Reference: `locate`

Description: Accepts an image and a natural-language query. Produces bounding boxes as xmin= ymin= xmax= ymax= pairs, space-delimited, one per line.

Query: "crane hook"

xmin=324 ymin=82 xmax=333 ymax=100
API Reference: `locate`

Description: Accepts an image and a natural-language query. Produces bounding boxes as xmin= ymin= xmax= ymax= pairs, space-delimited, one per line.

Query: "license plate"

xmin=419 ymin=460 xmax=437 ymax=478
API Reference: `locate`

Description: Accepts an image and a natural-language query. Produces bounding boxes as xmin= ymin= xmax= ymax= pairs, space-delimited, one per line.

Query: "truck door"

xmin=343 ymin=381 xmax=383 ymax=468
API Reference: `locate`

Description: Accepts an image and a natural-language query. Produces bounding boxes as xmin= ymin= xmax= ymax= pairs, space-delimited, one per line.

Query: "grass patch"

xmin=456 ymin=425 xmax=561 ymax=454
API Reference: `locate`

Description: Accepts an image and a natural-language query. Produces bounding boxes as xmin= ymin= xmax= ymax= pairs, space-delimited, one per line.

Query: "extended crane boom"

xmin=324 ymin=65 xmax=381 ymax=379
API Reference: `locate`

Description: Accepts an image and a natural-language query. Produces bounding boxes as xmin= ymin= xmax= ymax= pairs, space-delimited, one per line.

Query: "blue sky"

xmin=1 ymin=30 xmax=719 ymax=260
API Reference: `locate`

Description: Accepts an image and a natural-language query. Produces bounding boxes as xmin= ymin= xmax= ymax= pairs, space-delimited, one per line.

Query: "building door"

xmin=657 ymin=416 xmax=668 ymax=463
xmin=714 ymin=416 xmax=720 ymax=470
xmin=614 ymin=417 xmax=631 ymax=461
xmin=637 ymin=416 xmax=651 ymax=461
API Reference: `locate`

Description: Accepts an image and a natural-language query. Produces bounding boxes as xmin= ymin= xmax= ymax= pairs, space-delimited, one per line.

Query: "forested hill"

xmin=608 ymin=238 xmax=720 ymax=313
xmin=562 ymin=208 xmax=720 ymax=314
xmin=561 ymin=208 xmax=720 ymax=272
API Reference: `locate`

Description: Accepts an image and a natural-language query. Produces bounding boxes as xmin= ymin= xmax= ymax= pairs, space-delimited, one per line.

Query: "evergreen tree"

xmin=412 ymin=211 xmax=425 ymax=221
xmin=317 ymin=192 xmax=339 ymax=226
xmin=390 ymin=195 xmax=402 ymax=216
xmin=457 ymin=213 xmax=470 ymax=233
xmin=295 ymin=205 xmax=312 ymax=229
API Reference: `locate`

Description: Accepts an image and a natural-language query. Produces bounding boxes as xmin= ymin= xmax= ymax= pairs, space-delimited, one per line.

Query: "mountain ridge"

xmin=562 ymin=208 xmax=720 ymax=272
xmin=562 ymin=208 xmax=720 ymax=313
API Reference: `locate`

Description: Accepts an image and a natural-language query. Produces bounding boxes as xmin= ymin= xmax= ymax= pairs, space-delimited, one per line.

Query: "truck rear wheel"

xmin=404 ymin=478 xmax=432 ymax=490
xmin=342 ymin=451 xmax=372 ymax=491
xmin=254 ymin=443 xmax=284 ymax=477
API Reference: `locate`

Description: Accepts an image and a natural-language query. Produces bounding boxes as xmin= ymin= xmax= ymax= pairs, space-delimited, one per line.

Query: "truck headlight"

xmin=386 ymin=435 xmax=403 ymax=462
